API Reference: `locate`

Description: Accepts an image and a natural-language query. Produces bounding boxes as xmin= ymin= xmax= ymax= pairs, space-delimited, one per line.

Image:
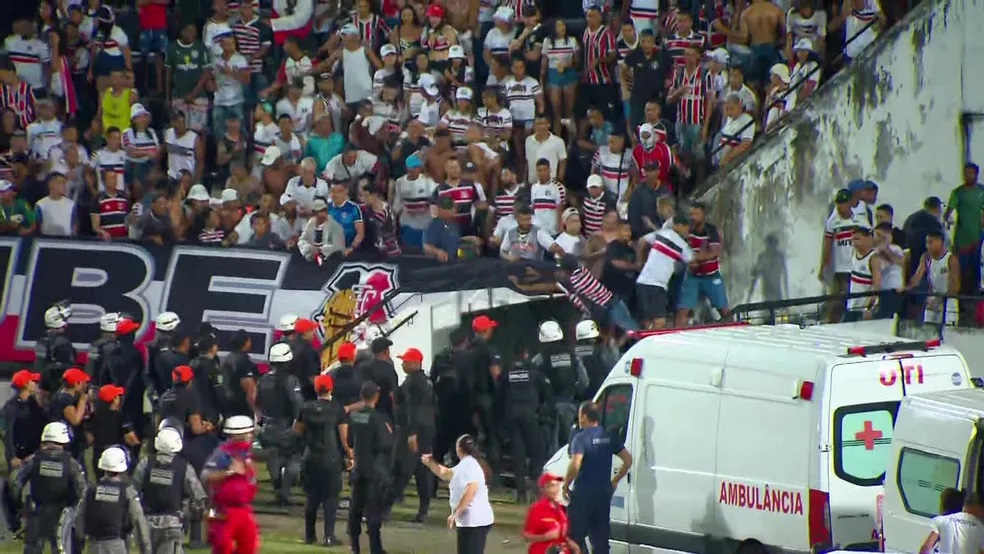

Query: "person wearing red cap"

xmin=391 ymin=347 xmax=434 ymax=523
xmin=3 ymin=370 xmax=45 ymax=471
xmin=523 ymin=473 xmax=579 ymax=554
xmin=48 ymin=367 xmax=92 ymax=464
xmin=329 ymin=341 xmax=363 ymax=408
xmin=291 ymin=318 xmax=322 ymax=401
xmin=423 ymin=3 xmax=457 ymax=71
xmin=469 ymin=314 xmax=503 ymax=477
xmin=88 ymin=384 xmax=139 ymax=478
xmin=292 ymin=373 xmax=349 ymax=546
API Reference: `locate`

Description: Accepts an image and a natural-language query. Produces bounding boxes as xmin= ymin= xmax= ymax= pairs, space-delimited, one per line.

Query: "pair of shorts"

xmin=93 ymin=51 xmax=127 ymax=77
xmin=139 ymin=29 xmax=168 ymax=54
xmin=171 ymin=98 xmax=209 ymax=132
xmin=675 ymin=121 xmax=705 ymax=159
xmin=546 ymin=68 xmax=579 ymax=88
xmin=636 ymin=283 xmax=670 ymax=321
xmin=748 ymin=44 xmax=782 ymax=85
xmin=678 ymin=273 xmax=730 ymax=311
xmin=513 ymin=120 xmax=534 ymax=132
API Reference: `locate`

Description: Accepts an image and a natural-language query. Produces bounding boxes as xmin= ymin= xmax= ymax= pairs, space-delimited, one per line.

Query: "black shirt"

xmin=348 ymin=406 xmax=394 ymax=480
xmin=356 ymin=359 xmax=399 ymax=418
xmin=624 ymin=46 xmax=670 ymax=108
xmin=3 ymin=395 xmax=45 ymax=460
xmin=289 ymin=338 xmax=321 ymax=401
xmin=331 ymin=363 xmax=363 ymax=407
xmin=47 ymin=390 xmax=85 ymax=452
xmin=902 ymin=210 xmax=945 ymax=278
xmin=189 ymin=356 xmax=222 ymax=423
xmin=158 ymin=385 xmax=201 ymax=438
xmin=397 ymin=371 xmax=435 ymax=435
xmin=298 ymin=398 xmax=346 ymax=463
xmin=87 ymin=400 xmax=131 ymax=448
xmin=627 ymin=183 xmax=663 ymax=240
xmin=602 ymin=239 xmax=638 ymax=301
xmin=221 ymin=351 xmax=258 ymax=417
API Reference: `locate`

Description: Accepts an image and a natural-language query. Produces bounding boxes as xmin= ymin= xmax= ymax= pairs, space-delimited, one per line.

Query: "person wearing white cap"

xmin=705 ymin=48 xmax=730 ymax=101
xmin=373 ymin=44 xmax=401 ymax=97
xmin=446 ymin=45 xmax=475 ymax=100
xmin=77 ymin=446 xmax=152 ymax=554
xmin=484 ymin=6 xmax=516 ymax=59
xmin=555 ymin=207 xmax=587 ymax=255
xmin=786 ymin=0 xmax=827 ymax=61
xmin=274 ymin=192 xmax=306 ymax=243
xmin=298 ymin=197 xmax=346 ymax=262
xmin=328 ymin=23 xmax=379 ymax=105
xmin=416 ymin=73 xmax=444 ymax=128
xmin=123 ymin=103 xmax=161 ymax=189
xmin=764 ymin=63 xmax=795 ymax=132
xmin=581 ymin=174 xmax=617 ymax=237
xmin=440 ymin=87 xmax=480 ymax=146
xmin=790 ymin=38 xmax=821 ymax=100
xmin=164 ymin=110 xmax=204 ymax=182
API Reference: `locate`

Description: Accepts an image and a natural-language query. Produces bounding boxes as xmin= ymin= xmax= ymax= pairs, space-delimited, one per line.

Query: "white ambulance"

xmin=881 ymin=389 xmax=984 ymax=553
xmin=542 ymin=323 xmax=973 ymax=553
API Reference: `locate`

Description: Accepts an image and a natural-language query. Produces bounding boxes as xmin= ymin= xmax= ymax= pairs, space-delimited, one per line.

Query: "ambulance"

xmin=881 ymin=389 xmax=984 ymax=553
xmin=542 ymin=323 xmax=973 ymax=553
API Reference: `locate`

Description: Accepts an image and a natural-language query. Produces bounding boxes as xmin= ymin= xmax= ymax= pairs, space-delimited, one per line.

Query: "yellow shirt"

xmin=101 ymin=88 xmax=133 ymax=135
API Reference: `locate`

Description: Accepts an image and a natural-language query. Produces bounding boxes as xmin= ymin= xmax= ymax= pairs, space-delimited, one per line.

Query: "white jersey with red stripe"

xmin=26 ymin=118 xmax=62 ymax=160
xmin=3 ymin=36 xmax=50 ymax=91
xmin=628 ymin=0 xmax=659 ymax=19
xmin=529 ymin=180 xmax=566 ymax=236
xmin=847 ymin=249 xmax=875 ymax=310
xmin=638 ymin=228 xmax=693 ymax=288
xmin=591 ymin=146 xmax=632 ymax=201
xmin=122 ymin=127 xmax=161 ymax=164
xmin=824 ymin=209 xmax=869 ymax=274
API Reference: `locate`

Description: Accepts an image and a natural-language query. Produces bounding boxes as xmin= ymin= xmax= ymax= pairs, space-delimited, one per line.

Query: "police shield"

xmin=56 ymin=505 xmax=76 ymax=554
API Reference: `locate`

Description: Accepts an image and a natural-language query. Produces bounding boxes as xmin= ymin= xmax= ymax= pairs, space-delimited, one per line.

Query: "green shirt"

xmin=0 ymin=198 xmax=36 ymax=233
xmin=303 ymin=133 xmax=345 ymax=172
xmin=947 ymin=183 xmax=984 ymax=249
xmin=165 ymin=40 xmax=210 ymax=100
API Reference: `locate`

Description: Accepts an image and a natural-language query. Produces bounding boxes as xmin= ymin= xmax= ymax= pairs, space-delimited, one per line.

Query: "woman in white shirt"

xmin=541 ymin=19 xmax=579 ymax=136
xmin=422 ymin=434 xmax=494 ymax=554
xmin=789 ymin=38 xmax=821 ymax=101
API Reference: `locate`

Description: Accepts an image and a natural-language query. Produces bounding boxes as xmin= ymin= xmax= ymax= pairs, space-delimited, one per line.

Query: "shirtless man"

xmin=424 ymin=129 xmax=459 ymax=182
xmin=737 ymin=0 xmax=786 ymax=87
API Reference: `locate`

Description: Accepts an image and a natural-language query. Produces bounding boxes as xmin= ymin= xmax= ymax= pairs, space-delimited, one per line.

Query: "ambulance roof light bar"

xmin=626 ymin=321 xmax=749 ymax=340
xmin=846 ymin=338 xmax=941 ymax=357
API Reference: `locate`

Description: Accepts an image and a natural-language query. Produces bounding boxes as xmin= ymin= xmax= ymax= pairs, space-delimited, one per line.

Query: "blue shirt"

xmin=590 ymin=122 xmax=614 ymax=148
xmin=569 ymin=425 xmax=623 ymax=491
xmin=328 ymin=200 xmax=363 ymax=246
xmin=423 ymin=217 xmax=461 ymax=259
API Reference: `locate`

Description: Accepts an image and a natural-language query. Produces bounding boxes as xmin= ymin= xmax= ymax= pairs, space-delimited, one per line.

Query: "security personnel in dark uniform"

xmin=330 ymin=342 xmax=363 ymax=408
xmin=502 ymin=358 xmax=550 ymax=503
xmin=468 ymin=315 xmax=503 ymax=477
xmin=221 ymin=330 xmax=259 ymax=418
xmin=294 ymin=374 xmax=349 ymax=547
xmin=87 ymin=384 xmax=137 ymax=478
xmin=36 ymin=301 xmax=77 ymax=406
xmin=257 ymin=342 xmax=305 ymax=506
xmin=391 ymin=348 xmax=434 ymax=522
xmin=347 ymin=382 xmax=393 ymax=554
xmin=76 ymin=446 xmax=151 ymax=554
xmin=532 ymin=320 xmax=588 ymax=456
xmin=3 ymin=370 xmax=46 ymax=472
xmin=152 ymin=329 xmax=192 ymax=397
xmin=573 ymin=320 xmax=614 ymax=400
xmin=47 ymin=368 xmax=93 ymax=465
xmin=84 ymin=313 xmax=121 ymax=383
xmin=355 ymin=338 xmax=399 ymax=420
xmin=291 ymin=319 xmax=323 ymax=401
xmin=431 ymin=328 xmax=474 ymax=466
xmin=146 ymin=312 xmax=181 ymax=403
xmin=188 ymin=336 xmax=224 ymax=430
xmin=13 ymin=422 xmax=87 ymax=554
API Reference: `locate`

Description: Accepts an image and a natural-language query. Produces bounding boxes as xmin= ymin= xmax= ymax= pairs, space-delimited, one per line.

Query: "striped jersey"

xmin=529 ymin=180 xmax=566 ymax=236
xmin=233 ymin=18 xmax=272 ymax=73
xmin=824 ymin=208 xmax=869 ymax=273
xmin=847 ymin=249 xmax=876 ymax=310
xmin=92 ymin=25 xmax=130 ymax=58
xmin=91 ymin=147 xmax=127 ymax=192
xmin=698 ymin=1 xmax=730 ymax=48
xmin=0 ymin=81 xmax=37 ymax=128
xmin=581 ymin=191 xmax=615 ymax=237
xmin=26 ymin=119 xmax=62 ymax=160
xmin=3 ymin=36 xmax=50 ymax=91
xmin=627 ymin=0 xmax=659 ymax=20
xmin=687 ymin=222 xmax=721 ymax=276
xmin=562 ymin=266 xmax=614 ymax=314
xmin=369 ymin=204 xmax=402 ymax=256
xmin=661 ymin=7 xmax=681 ymax=36
xmin=493 ymin=184 xmax=526 ymax=222
xmin=616 ymin=36 xmax=638 ymax=60
xmin=673 ymin=65 xmax=706 ymax=125
xmin=393 ymin=174 xmax=436 ymax=230
xmin=439 ymin=110 xmax=479 ymax=146
xmin=165 ymin=127 xmax=198 ymax=179
xmin=664 ymin=31 xmax=706 ymax=71
xmin=253 ymin=121 xmax=278 ymax=158
xmin=94 ymin=192 xmax=130 ymax=237
xmin=582 ymin=25 xmax=616 ymax=85
xmin=432 ymin=181 xmax=483 ymax=229
xmin=542 ymin=37 xmax=578 ymax=70
xmin=198 ymin=227 xmax=226 ymax=244
xmin=501 ymin=75 xmax=541 ymax=122
xmin=351 ymin=14 xmax=390 ymax=50
xmin=591 ymin=146 xmax=632 ymax=200
xmin=122 ymin=128 xmax=160 ymax=164
xmin=638 ymin=228 xmax=693 ymax=288
xmin=477 ymin=106 xmax=512 ymax=139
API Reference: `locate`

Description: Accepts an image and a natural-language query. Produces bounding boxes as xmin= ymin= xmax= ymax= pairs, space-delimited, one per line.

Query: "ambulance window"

xmin=896 ymin=448 xmax=960 ymax=518
xmin=833 ymin=402 xmax=899 ymax=486
xmin=598 ymin=384 xmax=632 ymax=446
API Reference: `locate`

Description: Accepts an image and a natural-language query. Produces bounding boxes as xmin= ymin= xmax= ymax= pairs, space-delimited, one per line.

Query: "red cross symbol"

xmin=855 ymin=420 xmax=883 ymax=451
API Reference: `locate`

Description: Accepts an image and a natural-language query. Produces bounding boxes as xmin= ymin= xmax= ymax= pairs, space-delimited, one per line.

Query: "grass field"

xmin=0 ymin=445 xmax=532 ymax=553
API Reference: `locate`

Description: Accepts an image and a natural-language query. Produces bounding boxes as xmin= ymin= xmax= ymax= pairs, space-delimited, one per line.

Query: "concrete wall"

xmin=700 ymin=0 xmax=984 ymax=305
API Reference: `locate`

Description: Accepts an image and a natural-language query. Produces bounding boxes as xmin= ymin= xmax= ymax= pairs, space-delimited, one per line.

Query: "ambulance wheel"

xmin=735 ymin=538 xmax=768 ymax=554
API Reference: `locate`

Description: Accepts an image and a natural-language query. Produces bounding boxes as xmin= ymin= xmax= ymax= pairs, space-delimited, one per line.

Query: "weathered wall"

xmin=701 ymin=0 xmax=984 ymax=305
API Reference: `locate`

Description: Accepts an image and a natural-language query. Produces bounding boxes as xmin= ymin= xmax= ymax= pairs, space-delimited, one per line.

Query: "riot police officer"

xmin=355 ymin=338 xmax=399 ymax=419
xmin=132 ymin=426 xmax=208 ymax=553
xmin=277 ymin=313 xmax=299 ymax=341
xmin=468 ymin=315 xmax=503 ymax=477
xmin=13 ymin=422 xmax=87 ymax=554
xmin=290 ymin=319 xmax=322 ymax=401
xmin=221 ymin=330 xmax=259 ymax=418
xmin=294 ymin=374 xmax=348 ymax=546
xmin=573 ymin=320 xmax=616 ymax=400
xmin=85 ymin=313 xmax=120 ymax=381
xmin=152 ymin=330 xmax=192 ymax=396
xmin=432 ymin=328 xmax=473 ymax=466
xmin=502 ymin=358 xmax=550 ymax=503
xmin=391 ymin=348 xmax=435 ymax=522
xmin=188 ymin=336 xmax=224 ymax=430
xmin=76 ymin=447 xmax=150 ymax=554
xmin=257 ymin=342 xmax=305 ymax=506
xmin=532 ymin=320 xmax=588 ymax=456
xmin=146 ymin=312 xmax=181 ymax=402
xmin=347 ymin=382 xmax=394 ymax=554
xmin=36 ymin=301 xmax=77 ymax=405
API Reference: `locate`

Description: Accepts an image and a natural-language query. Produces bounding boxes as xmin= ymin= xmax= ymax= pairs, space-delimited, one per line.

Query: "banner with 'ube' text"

xmin=0 ymin=238 xmax=527 ymax=365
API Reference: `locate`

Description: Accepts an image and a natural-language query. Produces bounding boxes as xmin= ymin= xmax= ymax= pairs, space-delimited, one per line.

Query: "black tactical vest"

xmin=506 ymin=364 xmax=537 ymax=406
xmin=540 ymin=344 xmax=576 ymax=400
xmin=142 ymin=454 xmax=187 ymax=515
xmin=29 ymin=449 xmax=72 ymax=505
xmin=257 ymin=371 xmax=292 ymax=421
xmin=83 ymin=480 xmax=129 ymax=540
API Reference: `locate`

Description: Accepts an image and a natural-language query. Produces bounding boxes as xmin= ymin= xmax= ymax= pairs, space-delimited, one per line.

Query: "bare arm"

xmin=612 ymin=448 xmax=632 ymax=488
xmin=918 ymin=531 xmax=939 ymax=554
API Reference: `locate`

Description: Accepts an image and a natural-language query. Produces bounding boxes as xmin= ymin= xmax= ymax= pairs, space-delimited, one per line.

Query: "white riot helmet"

xmin=98 ymin=447 xmax=129 ymax=473
xmin=156 ymin=312 xmax=181 ymax=332
xmin=277 ymin=313 xmax=300 ymax=332
xmin=223 ymin=415 xmax=255 ymax=436
xmin=538 ymin=320 xmax=564 ymax=343
xmin=155 ymin=427 xmax=184 ymax=454
xmin=100 ymin=312 xmax=121 ymax=333
xmin=269 ymin=342 xmax=294 ymax=363
xmin=41 ymin=422 xmax=71 ymax=444
xmin=44 ymin=303 xmax=72 ymax=329
xmin=575 ymin=320 xmax=600 ymax=341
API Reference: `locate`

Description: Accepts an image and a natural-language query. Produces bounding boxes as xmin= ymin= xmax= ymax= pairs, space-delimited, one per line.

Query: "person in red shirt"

xmin=523 ymin=473 xmax=581 ymax=554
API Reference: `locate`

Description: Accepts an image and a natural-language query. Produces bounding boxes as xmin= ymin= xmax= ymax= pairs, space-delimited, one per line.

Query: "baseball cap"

xmin=380 ymin=44 xmax=398 ymax=57
xmin=116 ymin=316 xmax=140 ymax=335
xmin=426 ymin=3 xmax=445 ymax=18
xmin=130 ymin=103 xmax=149 ymax=120
xmin=312 ymin=198 xmax=329 ymax=211
xmin=62 ymin=367 xmax=91 ymax=386
xmin=419 ymin=74 xmax=440 ymax=96
xmin=397 ymin=347 xmax=424 ymax=363
xmin=314 ymin=374 xmax=334 ymax=393
xmin=770 ymin=63 xmax=790 ymax=84
xmin=337 ymin=342 xmax=357 ymax=361
xmin=456 ymin=87 xmax=474 ymax=102
xmin=340 ymin=23 xmax=359 ymax=36
xmin=0 ymin=180 xmax=14 ymax=193
xmin=295 ymin=318 xmax=319 ymax=334
xmin=924 ymin=196 xmax=944 ymax=209
xmin=464 ymin=161 xmax=477 ymax=172
xmin=537 ymin=472 xmax=563 ymax=488
xmin=406 ymin=155 xmax=423 ymax=169
xmin=449 ymin=45 xmax=466 ymax=60
xmin=834 ymin=188 xmax=852 ymax=204
xmin=187 ymin=184 xmax=210 ymax=202
xmin=493 ymin=6 xmax=515 ymax=21
xmin=261 ymin=145 xmax=282 ymax=166
xmin=172 ymin=365 xmax=194 ymax=384
xmin=98 ymin=384 xmax=125 ymax=403
xmin=279 ymin=192 xmax=296 ymax=206
xmin=371 ymin=337 xmax=394 ymax=354
xmin=11 ymin=369 xmax=40 ymax=389
xmin=586 ymin=175 xmax=604 ymax=189
xmin=562 ymin=207 xmax=580 ymax=222
xmin=471 ymin=315 xmax=498 ymax=333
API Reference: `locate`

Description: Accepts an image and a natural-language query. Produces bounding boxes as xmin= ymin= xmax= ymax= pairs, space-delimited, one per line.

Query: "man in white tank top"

xmin=902 ymin=229 xmax=961 ymax=325
xmin=331 ymin=24 xmax=379 ymax=107
xmin=844 ymin=226 xmax=882 ymax=321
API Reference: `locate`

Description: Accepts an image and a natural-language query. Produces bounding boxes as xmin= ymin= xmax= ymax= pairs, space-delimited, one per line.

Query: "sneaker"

xmin=323 ymin=535 xmax=343 ymax=547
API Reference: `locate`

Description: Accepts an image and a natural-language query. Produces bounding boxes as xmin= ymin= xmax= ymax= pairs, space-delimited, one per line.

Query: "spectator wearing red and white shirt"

xmin=631 ymin=123 xmax=673 ymax=193
xmin=523 ymin=473 xmax=579 ymax=554
xmin=662 ymin=11 xmax=706 ymax=73
xmin=667 ymin=46 xmax=708 ymax=180
xmin=264 ymin=37 xmax=315 ymax=99
xmin=4 ymin=19 xmax=51 ymax=94
xmin=530 ymin=159 xmax=566 ymax=236
xmin=0 ymin=61 xmax=37 ymax=129
xmin=764 ymin=63 xmax=795 ymax=132
xmin=580 ymin=6 xmax=617 ymax=121
xmin=90 ymin=170 xmax=131 ymax=239
xmin=790 ymin=38 xmax=821 ymax=101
